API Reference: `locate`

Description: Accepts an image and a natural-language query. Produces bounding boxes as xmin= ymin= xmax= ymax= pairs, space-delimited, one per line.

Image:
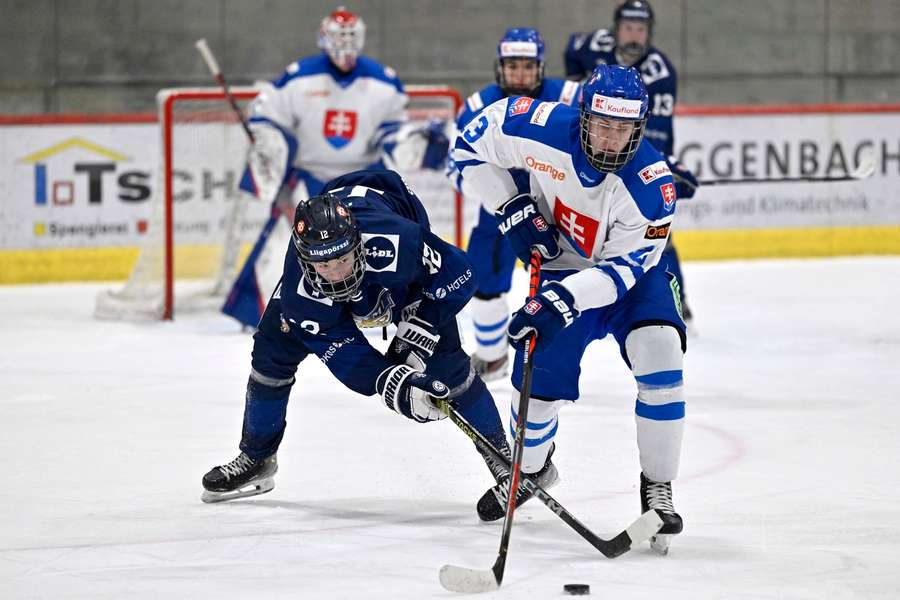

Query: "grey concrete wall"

xmin=1 ymin=0 xmax=898 ymax=114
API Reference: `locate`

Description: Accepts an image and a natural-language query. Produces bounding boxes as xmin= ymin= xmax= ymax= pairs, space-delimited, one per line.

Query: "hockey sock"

xmin=239 ymin=374 xmax=292 ymax=460
xmin=626 ymin=325 xmax=685 ymax=482
xmin=469 ymin=295 xmax=510 ymax=362
xmin=510 ymin=393 xmax=563 ymax=473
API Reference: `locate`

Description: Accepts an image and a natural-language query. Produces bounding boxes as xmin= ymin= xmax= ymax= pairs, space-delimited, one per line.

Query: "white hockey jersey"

xmin=454 ymin=96 xmax=677 ymax=312
xmin=249 ymin=54 xmax=407 ymax=182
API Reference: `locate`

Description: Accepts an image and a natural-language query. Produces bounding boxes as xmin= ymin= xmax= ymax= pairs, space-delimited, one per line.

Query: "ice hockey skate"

xmin=476 ymin=444 xmax=559 ymax=521
xmin=640 ymin=472 xmax=683 ymax=554
xmin=201 ymin=452 xmax=277 ymax=503
xmin=470 ymin=354 xmax=509 ymax=383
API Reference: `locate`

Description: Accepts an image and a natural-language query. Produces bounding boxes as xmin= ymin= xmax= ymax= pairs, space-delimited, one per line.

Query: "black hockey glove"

xmin=666 ymin=156 xmax=699 ymax=200
xmin=496 ymin=194 xmax=561 ymax=263
xmin=508 ymin=281 xmax=580 ymax=351
xmin=388 ymin=315 xmax=440 ymax=371
xmin=376 ymin=364 xmax=450 ymax=423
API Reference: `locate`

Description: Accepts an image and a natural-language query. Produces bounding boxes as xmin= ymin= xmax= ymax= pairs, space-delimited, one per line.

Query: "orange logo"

xmin=644 ymin=223 xmax=670 ymax=239
xmin=525 ymin=156 xmax=566 ymax=181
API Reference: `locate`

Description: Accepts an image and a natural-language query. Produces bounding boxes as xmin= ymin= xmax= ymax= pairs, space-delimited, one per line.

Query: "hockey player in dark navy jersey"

xmin=202 ymin=169 xmax=510 ymax=508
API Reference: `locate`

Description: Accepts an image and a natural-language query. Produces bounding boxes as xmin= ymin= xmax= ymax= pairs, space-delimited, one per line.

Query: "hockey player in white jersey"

xmin=450 ymin=27 xmax=580 ymax=382
xmin=454 ymin=63 xmax=687 ymax=553
xmin=223 ymin=7 xmax=446 ymax=328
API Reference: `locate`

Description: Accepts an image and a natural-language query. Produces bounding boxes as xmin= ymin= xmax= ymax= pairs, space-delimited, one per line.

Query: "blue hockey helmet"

xmin=579 ymin=64 xmax=649 ymax=173
xmin=495 ymin=27 xmax=545 ymax=97
xmin=292 ymin=193 xmax=366 ymax=302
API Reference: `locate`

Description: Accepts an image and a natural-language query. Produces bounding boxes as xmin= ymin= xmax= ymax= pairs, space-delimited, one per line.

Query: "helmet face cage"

xmin=292 ymin=195 xmax=367 ymax=302
xmin=495 ymin=28 xmax=545 ymax=97
xmin=298 ymin=239 xmax=366 ymax=302
xmin=579 ymin=111 xmax=647 ymax=172
xmin=318 ymin=8 xmax=366 ymax=71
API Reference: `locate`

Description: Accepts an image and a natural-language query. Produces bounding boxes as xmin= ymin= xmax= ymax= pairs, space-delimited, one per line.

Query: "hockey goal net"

xmin=95 ymin=85 xmax=464 ymax=320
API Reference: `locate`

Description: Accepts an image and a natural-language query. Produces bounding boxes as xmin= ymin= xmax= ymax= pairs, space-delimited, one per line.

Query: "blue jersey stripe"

xmin=597 ymin=264 xmax=627 ymax=299
xmin=608 ymin=255 xmax=645 ymax=282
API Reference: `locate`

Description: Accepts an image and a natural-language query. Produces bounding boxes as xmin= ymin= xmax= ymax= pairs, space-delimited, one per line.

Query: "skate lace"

xmin=645 ymin=480 xmax=675 ymax=514
xmin=221 ymin=453 xmax=255 ymax=478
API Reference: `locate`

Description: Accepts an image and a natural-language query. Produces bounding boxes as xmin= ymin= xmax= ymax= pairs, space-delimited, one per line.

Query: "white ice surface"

xmin=2 ymin=257 xmax=899 ymax=599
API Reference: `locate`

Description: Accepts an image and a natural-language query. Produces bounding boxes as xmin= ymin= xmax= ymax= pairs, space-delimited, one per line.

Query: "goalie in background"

xmin=202 ymin=169 xmax=510 ymax=508
xmin=222 ymin=6 xmax=449 ymax=329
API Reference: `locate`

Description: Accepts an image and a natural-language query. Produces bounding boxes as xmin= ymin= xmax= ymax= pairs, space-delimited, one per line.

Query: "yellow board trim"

xmin=0 ymin=244 xmax=253 ymax=284
xmin=673 ymin=225 xmax=900 ymax=260
xmin=1 ymin=226 xmax=899 ymax=284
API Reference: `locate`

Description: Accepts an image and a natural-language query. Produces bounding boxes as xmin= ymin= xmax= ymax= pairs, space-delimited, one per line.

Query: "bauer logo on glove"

xmin=498 ymin=202 xmax=536 ymax=234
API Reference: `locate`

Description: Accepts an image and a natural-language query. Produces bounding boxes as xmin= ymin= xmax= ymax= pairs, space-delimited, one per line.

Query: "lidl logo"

xmin=17 ymin=137 xmax=150 ymax=206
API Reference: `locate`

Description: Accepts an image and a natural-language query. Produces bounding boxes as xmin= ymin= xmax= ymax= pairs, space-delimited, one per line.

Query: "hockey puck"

xmin=563 ymin=583 xmax=590 ymax=595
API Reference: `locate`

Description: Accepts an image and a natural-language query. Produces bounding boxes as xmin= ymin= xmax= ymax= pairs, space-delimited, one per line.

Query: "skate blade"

xmin=200 ymin=477 xmax=275 ymax=504
xmin=650 ymin=534 xmax=672 ymax=555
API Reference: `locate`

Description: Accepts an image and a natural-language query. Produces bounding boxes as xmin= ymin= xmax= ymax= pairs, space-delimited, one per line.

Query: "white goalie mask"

xmin=318 ymin=7 xmax=366 ymax=73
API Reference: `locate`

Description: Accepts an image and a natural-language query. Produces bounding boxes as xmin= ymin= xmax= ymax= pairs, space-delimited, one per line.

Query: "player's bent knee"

xmin=625 ymin=325 xmax=683 ymax=376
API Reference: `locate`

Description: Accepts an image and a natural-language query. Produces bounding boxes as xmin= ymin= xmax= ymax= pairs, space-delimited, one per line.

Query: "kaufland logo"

xmin=17 ymin=137 xmax=147 ymax=206
xmin=590 ymin=94 xmax=642 ymax=117
xmin=499 ymin=41 xmax=538 ymax=58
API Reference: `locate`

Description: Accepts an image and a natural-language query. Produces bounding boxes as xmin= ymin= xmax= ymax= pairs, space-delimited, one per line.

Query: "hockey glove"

xmin=388 ymin=316 xmax=440 ymax=371
xmin=420 ymin=119 xmax=451 ymax=170
xmin=508 ymin=281 xmax=580 ymax=351
xmin=376 ymin=364 xmax=450 ymax=423
xmin=496 ymin=194 xmax=561 ymax=263
xmin=666 ymin=156 xmax=699 ymax=200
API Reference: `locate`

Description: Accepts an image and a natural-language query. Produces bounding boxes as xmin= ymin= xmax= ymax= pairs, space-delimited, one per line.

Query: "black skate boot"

xmin=470 ymin=354 xmax=509 ymax=383
xmin=476 ymin=444 xmax=559 ymax=522
xmin=640 ymin=472 xmax=682 ymax=554
xmin=201 ymin=452 xmax=277 ymax=504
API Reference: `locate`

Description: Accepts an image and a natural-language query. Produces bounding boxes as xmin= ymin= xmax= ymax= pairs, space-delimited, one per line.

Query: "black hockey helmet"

xmin=614 ymin=0 xmax=655 ymax=31
xmin=292 ymin=193 xmax=366 ymax=302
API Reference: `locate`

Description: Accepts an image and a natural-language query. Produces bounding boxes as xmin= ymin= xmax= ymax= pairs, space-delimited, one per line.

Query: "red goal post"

xmin=94 ymin=84 xmax=465 ymax=321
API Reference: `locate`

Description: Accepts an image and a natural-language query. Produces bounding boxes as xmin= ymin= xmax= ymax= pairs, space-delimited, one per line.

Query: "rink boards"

xmin=1 ymin=104 xmax=899 ymax=283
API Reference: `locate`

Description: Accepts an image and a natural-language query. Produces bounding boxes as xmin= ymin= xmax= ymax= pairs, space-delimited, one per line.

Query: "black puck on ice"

xmin=563 ymin=583 xmax=590 ymax=595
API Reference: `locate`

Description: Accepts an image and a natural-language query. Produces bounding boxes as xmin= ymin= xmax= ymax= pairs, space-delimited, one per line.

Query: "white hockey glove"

xmin=388 ymin=316 xmax=440 ymax=371
xmin=247 ymin=124 xmax=290 ymax=204
xmin=376 ymin=364 xmax=449 ymax=423
xmin=387 ymin=120 xmax=451 ymax=170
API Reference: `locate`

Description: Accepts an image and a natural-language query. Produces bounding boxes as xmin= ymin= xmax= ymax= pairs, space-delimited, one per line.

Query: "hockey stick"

xmin=195 ymin=38 xmax=255 ymax=143
xmin=692 ymin=150 xmax=876 ymax=187
xmin=435 ymin=399 xmax=663 ymax=560
xmin=438 ymin=248 xmax=542 ymax=593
